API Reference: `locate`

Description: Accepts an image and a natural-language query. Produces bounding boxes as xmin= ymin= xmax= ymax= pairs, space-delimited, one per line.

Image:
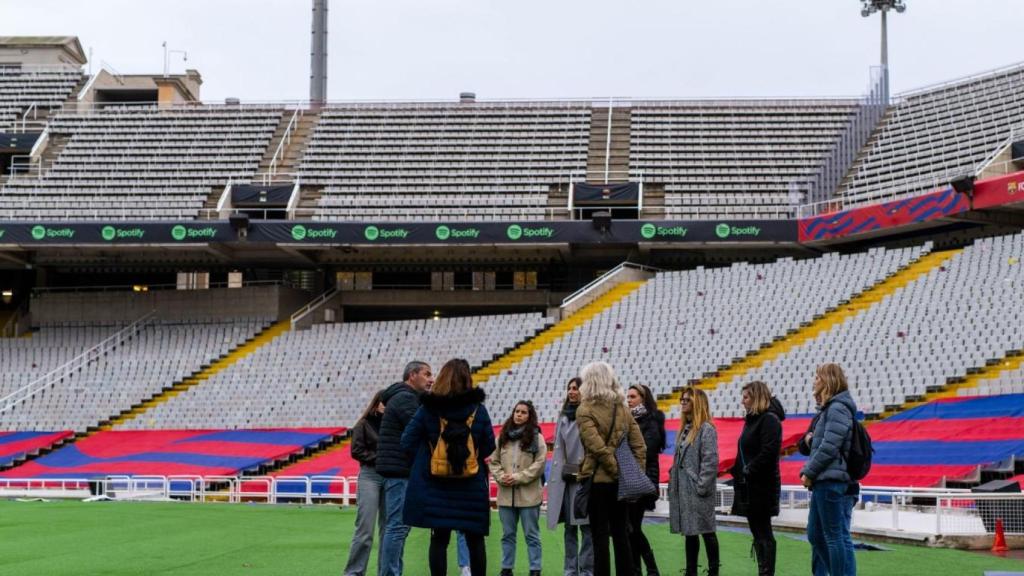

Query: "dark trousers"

xmin=589 ymin=482 xmax=633 ymax=576
xmin=685 ymin=532 xmax=719 ymax=574
xmin=747 ymin=512 xmax=775 ymax=544
xmin=428 ymin=529 xmax=485 ymax=576
xmin=627 ymin=502 xmax=658 ymax=574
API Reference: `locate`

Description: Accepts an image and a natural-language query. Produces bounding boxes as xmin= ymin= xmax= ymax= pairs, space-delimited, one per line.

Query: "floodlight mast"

xmin=861 ymin=0 xmax=906 ymax=104
xmin=310 ymin=0 xmax=329 ymax=105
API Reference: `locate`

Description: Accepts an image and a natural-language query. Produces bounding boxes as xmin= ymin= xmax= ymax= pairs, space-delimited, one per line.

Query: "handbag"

xmin=616 ymin=411 xmax=658 ymax=502
xmin=573 ymin=406 xmax=617 ymax=519
xmin=561 ymin=462 xmax=580 ymax=482
xmin=731 ymin=442 xmax=751 ymax=517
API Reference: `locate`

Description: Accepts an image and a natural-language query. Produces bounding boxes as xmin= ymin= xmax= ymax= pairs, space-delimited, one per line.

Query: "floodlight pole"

xmin=310 ymin=0 xmax=329 ymax=105
xmin=861 ymin=0 xmax=906 ymax=104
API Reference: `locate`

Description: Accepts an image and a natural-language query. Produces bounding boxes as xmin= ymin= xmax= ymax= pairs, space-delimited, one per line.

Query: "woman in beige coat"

xmin=492 ymin=400 xmax=547 ymax=576
xmin=577 ymin=361 xmax=646 ymax=576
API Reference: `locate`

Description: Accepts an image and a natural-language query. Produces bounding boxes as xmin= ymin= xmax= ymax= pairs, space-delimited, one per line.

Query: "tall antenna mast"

xmin=310 ymin=0 xmax=328 ymax=105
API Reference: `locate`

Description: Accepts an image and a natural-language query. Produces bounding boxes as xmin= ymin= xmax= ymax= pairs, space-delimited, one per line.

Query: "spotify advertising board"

xmin=248 ymin=220 xmax=795 ymax=244
xmin=0 ymin=222 xmax=233 ymax=244
xmin=0 ymin=220 xmax=795 ymax=245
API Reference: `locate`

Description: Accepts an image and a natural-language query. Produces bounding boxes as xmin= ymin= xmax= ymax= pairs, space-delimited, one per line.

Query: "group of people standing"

xmin=342 ymin=358 xmax=861 ymax=576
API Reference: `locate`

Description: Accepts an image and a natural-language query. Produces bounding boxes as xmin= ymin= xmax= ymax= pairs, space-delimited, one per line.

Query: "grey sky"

xmin=1 ymin=0 xmax=1021 ymax=103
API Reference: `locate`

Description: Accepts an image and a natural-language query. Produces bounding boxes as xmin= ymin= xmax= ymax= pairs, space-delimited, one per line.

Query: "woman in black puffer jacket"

xmin=627 ymin=384 xmax=666 ymax=576
xmin=730 ymin=381 xmax=785 ymax=576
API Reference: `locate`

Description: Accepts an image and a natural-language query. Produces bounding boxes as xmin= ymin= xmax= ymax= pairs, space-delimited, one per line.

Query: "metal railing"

xmin=269 ymin=108 xmax=302 ymax=178
xmin=798 ymin=133 xmax=1024 ymax=218
xmin=0 ymin=311 xmax=156 ymax=414
xmin=2 ymin=474 xmax=1020 ymax=537
xmin=290 ymin=287 xmax=339 ymax=330
xmin=788 ymin=67 xmax=889 ymax=208
xmin=561 ymin=261 xmax=661 ymax=309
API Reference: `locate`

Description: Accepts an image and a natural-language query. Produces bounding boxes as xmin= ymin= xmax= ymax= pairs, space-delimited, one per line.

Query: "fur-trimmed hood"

xmin=420 ymin=387 xmax=487 ymax=420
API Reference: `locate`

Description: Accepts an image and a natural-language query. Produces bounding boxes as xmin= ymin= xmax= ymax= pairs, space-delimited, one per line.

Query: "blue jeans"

xmin=379 ymin=478 xmax=411 ymax=576
xmin=499 ymin=505 xmax=543 ymax=570
xmin=807 ymin=482 xmax=856 ymax=576
xmin=457 ymin=531 xmax=470 ymax=568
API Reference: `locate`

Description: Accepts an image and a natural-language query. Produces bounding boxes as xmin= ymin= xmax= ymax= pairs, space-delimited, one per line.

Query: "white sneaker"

xmin=460 ymin=567 xmax=471 ymax=576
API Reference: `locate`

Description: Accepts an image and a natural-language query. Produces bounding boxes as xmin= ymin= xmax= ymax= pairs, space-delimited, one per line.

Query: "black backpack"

xmin=823 ymin=403 xmax=874 ymax=481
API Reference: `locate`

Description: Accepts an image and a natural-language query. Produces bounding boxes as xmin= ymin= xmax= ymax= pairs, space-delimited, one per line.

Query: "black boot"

xmin=704 ymin=534 xmax=720 ymax=576
xmin=763 ymin=540 xmax=777 ymax=576
xmin=640 ymin=548 xmax=660 ymax=576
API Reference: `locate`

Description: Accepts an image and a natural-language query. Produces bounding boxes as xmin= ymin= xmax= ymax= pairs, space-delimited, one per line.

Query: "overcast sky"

xmin=2 ymin=0 xmax=1021 ymax=103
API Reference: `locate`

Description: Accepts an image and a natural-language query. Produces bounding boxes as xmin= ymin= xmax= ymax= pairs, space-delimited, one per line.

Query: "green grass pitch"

xmin=0 ymin=500 xmax=1021 ymax=575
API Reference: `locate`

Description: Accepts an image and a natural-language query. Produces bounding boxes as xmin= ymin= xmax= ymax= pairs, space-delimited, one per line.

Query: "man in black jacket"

xmin=377 ymin=360 xmax=433 ymax=576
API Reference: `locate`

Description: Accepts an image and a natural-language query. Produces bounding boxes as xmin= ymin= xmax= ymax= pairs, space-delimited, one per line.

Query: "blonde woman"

xmin=800 ymin=363 xmax=859 ymax=576
xmin=577 ymin=361 xmax=646 ymax=576
xmin=668 ymin=387 xmax=720 ymax=576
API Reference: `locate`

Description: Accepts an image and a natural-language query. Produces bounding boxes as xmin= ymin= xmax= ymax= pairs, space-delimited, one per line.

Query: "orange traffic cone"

xmin=992 ymin=518 xmax=1009 ymax=554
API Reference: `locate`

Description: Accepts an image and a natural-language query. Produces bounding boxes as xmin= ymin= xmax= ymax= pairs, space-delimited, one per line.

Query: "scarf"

xmin=563 ymin=402 xmax=579 ymax=421
xmin=630 ymin=404 xmax=648 ymax=419
xmin=506 ymin=425 xmax=525 ymax=441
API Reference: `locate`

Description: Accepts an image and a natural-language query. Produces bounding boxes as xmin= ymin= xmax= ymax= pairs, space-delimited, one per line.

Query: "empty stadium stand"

xmin=479 ymin=244 xmax=927 ymax=422
xmin=837 ymin=64 xmax=1024 ymax=207
xmin=629 ymin=100 xmax=861 ymax=219
xmin=300 ymin=103 xmax=591 ymax=221
xmin=0 ymin=65 xmax=83 ymax=130
xmin=713 ymin=231 xmax=1024 ymax=416
xmin=0 ymin=106 xmax=282 ymax=219
xmin=0 ymin=431 xmax=72 ymax=467
xmin=0 ymin=319 xmax=272 ymax=432
xmin=117 ymin=313 xmax=552 ymax=430
xmin=0 ymin=428 xmax=344 ymax=479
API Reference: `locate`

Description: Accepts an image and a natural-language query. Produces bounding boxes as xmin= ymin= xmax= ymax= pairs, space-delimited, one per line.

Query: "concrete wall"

xmin=0 ymin=47 xmax=79 ymax=68
xmin=32 ymin=286 xmax=312 ymax=325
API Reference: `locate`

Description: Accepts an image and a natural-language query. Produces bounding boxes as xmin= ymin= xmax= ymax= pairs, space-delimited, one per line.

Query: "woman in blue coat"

xmin=401 ymin=358 xmax=496 ymax=576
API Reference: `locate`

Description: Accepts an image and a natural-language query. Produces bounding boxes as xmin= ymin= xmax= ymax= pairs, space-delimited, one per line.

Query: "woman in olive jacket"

xmin=577 ymin=362 xmax=646 ymax=576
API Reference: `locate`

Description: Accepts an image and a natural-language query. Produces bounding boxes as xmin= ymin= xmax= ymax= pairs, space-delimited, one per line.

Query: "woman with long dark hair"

xmin=492 ymin=400 xmax=546 ymax=576
xmin=342 ymin=390 xmax=387 ymax=576
xmin=546 ymin=377 xmax=594 ymax=576
xmin=730 ymin=381 xmax=784 ymax=576
xmin=401 ymin=359 xmax=496 ymax=576
xmin=626 ymin=384 xmax=665 ymax=576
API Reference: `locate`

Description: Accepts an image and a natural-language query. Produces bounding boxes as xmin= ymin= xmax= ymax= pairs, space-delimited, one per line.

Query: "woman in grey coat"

xmin=546 ymin=377 xmax=594 ymax=576
xmin=668 ymin=387 xmax=720 ymax=576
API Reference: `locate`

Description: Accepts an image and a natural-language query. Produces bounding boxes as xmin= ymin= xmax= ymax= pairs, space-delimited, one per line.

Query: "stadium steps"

xmin=81 ymin=319 xmax=292 ymax=436
xmin=472 ymin=281 xmax=647 ymax=385
xmin=35 ymin=134 xmax=71 ymax=178
xmin=640 ymin=184 xmax=665 ymax=219
xmin=255 ymin=110 xmax=295 ymax=176
xmin=546 ymin=184 xmax=571 ymax=220
xmin=836 ymin=108 xmax=895 ymax=196
xmin=658 ymin=248 xmax=962 ymax=410
xmin=587 ymin=106 xmax=631 ymax=183
xmin=877 ymin=348 xmax=1024 ymax=420
xmin=279 ymin=110 xmax=320 ymax=173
